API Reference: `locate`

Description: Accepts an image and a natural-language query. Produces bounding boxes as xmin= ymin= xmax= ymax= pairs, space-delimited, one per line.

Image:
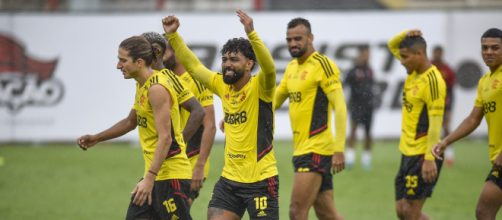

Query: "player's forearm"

xmin=425 ymin=115 xmax=443 ymax=160
xmin=95 ymin=117 xmax=136 ymax=142
xmin=443 ymin=111 xmax=482 ymax=146
xmin=248 ymin=30 xmax=276 ymax=89
xmin=182 ymin=99 xmax=205 ymax=141
xmin=331 ymin=89 xmax=347 ymax=152
xmin=387 ymin=30 xmax=408 ymax=60
xmin=149 ymin=136 xmax=171 ymax=177
xmin=196 ymin=106 xmax=216 ymax=167
xmin=165 ymin=32 xmax=214 ymax=87
xmin=273 ymin=87 xmax=288 ymax=111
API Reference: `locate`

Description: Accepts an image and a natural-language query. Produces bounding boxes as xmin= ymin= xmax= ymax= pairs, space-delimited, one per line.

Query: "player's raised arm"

xmin=237 ymin=9 xmax=276 ymax=90
xmin=162 ymin=16 xmax=215 ymax=89
xmin=387 ymin=29 xmax=422 ymax=60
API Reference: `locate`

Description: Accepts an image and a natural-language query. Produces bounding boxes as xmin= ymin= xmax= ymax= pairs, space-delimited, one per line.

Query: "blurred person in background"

xmin=433 ymin=28 xmax=502 ymax=220
xmin=163 ymin=9 xmax=280 ymax=220
xmin=77 ymin=36 xmax=193 ymax=219
xmin=344 ymin=45 xmax=375 ymax=170
xmin=431 ymin=45 xmax=456 ymax=166
xmin=142 ymin=32 xmax=216 ymax=207
xmin=274 ymin=17 xmax=346 ymax=220
xmin=388 ymin=29 xmax=446 ymax=220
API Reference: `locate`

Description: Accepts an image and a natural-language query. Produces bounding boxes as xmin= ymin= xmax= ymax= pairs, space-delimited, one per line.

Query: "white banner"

xmin=0 ymin=11 xmax=500 ymax=142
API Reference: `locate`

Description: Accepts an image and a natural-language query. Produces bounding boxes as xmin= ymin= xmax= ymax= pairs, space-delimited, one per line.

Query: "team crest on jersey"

xmin=300 ymin=71 xmax=308 ymax=80
xmin=412 ymin=85 xmax=419 ymax=96
xmin=491 ymin=79 xmax=499 ymax=90
xmin=240 ymin=91 xmax=246 ymax=102
xmin=139 ymin=95 xmax=146 ymax=106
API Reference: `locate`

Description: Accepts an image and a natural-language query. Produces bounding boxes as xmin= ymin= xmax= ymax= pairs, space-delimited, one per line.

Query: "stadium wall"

xmin=0 ymin=11 xmax=500 ymax=143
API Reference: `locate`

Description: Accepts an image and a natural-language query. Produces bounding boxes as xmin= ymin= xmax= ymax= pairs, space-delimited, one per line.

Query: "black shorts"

xmin=293 ymin=153 xmax=333 ymax=192
xmin=395 ymin=154 xmax=443 ymax=200
xmin=208 ymin=176 xmax=279 ymax=219
xmin=126 ymin=179 xmax=192 ymax=220
xmin=485 ymin=167 xmax=502 ymax=190
xmin=349 ymin=104 xmax=373 ymax=133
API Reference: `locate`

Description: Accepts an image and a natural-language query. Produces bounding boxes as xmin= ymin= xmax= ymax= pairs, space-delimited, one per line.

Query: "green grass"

xmin=0 ymin=139 xmax=498 ymax=220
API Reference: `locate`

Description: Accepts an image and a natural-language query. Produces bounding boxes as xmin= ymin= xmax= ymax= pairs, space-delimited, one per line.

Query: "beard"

xmin=288 ymin=46 xmax=306 ymax=58
xmin=163 ymin=56 xmax=176 ymax=71
xmin=222 ymin=67 xmax=245 ymax=85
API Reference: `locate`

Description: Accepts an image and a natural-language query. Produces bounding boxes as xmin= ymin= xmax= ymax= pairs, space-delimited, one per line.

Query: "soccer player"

xmin=141 ymin=32 xmax=205 ymax=144
xmin=77 ymin=36 xmax=192 ymax=219
xmin=274 ymin=17 xmax=346 ymax=220
xmin=431 ymin=45 xmax=457 ymax=166
xmin=141 ymin=32 xmax=216 ymax=205
xmin=432 ymin=28 xmax=502 ymax=220
xmin=344 ymin=45 xmax=375 ymax=170
xmin=163 ymin=38 xmax=217 ymax=205
xmin=162 ymin=9 xmax=279 ymax=220
xmin=388 ymin=29 xmax=446 ymax=220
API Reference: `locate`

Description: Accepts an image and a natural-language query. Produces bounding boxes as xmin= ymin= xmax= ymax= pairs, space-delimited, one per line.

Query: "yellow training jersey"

xmin=167 ymin=30 xmax=278 ymax=183
xmin=276 ymin=51 xmax=343 ymax=156
xmin=474 ymin=65 xmax=502 ymax=162
xmin=179 ymin=71 xmax=214 ymax=177
xmin=158 ymin=68 xmax=194 ymax=106
xmin=399 ymin=66 xmax=446 ymax=155
xmin=133 ymin=71 xmax=192 ymax=180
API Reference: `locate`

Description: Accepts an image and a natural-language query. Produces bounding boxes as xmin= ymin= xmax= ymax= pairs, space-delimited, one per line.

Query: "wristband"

xmin=148 ymin=170 xmax=158 ymax=176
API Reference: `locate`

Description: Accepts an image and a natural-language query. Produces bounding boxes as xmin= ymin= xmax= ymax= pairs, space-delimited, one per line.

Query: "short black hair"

xmin=221 ymin=37 xmax=256 ymax=70
xmin=399 ymin=36 xmax=427 ymax=53
xmin=481 ymin=28 xmax=502 ymax=40
xmin=287 ymin=17 xmax=311 ymax=33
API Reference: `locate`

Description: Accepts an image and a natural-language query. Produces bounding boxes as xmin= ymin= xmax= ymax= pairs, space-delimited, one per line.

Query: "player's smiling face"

xmin=221 ymin=51 xmax=250 ymax=84
xmin=399 ymin=48 xmax=418 ymax=74
xmin=286 ymin=25 xmax=312 ymax=58
xmin=117 ymin=48 xmax=140 ymax=79
xmin=481 ymin=37 xmax=502 ymax=69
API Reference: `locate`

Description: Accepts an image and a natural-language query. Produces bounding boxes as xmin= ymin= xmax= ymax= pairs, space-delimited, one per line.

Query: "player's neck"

xmin=136 ymin=68 xmax=153 ymax=86
xmin=231 ymin=73 xmax=251 ymax=91
xmin=174 ymin=63 xmax=186 ymax=75
xmin=297 ymin=49 xmax=315 ymax=64
xmin=417 ymin=60 xmax=432 ymax=74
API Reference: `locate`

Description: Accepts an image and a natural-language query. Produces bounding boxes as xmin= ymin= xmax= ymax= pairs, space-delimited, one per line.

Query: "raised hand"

xmin=162 ymin=15 xmax=180 ymax=35
xmin=236 ymin=9 xmax=254 ymax=34
xmin=407 ymin=29 xmax=422 ymax=37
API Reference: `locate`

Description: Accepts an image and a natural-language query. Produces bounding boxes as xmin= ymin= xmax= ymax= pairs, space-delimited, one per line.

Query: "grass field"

xmin=0 ymin=138 xmax=498 ymax=220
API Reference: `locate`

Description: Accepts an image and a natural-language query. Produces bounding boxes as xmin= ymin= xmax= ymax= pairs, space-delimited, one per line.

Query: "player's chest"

xmin=286 ymin=66 xmax=319 ymax=91
xmin=221 ymin=86 xmax=255 ymax=110
xmin=403 ymin=76 xmax=427 ymax=101
xmin=480 ymin=75 xmax=502 ymax=101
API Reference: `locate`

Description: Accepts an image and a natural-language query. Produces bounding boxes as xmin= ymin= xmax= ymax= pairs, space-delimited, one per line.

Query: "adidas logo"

xmin=492 ymin=170 xmax=499 ymax=178
xmin=257 ymin=210 xmax=267 ymax=217
xmin=407 ymin=189 xmax=415 ymax=196
xmin=171 ymin=214 xmax=179 ymax=220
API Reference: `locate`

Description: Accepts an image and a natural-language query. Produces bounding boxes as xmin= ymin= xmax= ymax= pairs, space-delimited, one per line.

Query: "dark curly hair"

xmin=221 ymin=37 xmax=256 ymax=70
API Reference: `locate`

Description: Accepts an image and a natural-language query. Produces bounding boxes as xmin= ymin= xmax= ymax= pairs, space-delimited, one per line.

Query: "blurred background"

xmin=1 ymin=1 xmax=502 ymax=220
xmin=1 ymin=0 xmax=502 ymax=11
xmin=1 ymin=0 xmax=501 ymax=143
